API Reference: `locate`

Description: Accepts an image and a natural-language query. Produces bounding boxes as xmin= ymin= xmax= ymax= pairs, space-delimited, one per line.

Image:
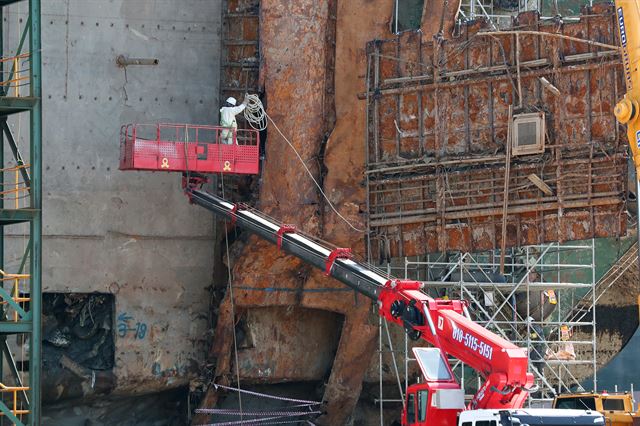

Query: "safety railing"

xmin=0 ymin=269 xmax=30 ymax=424
xmin=0 ymin=269 xmax=30 ymax=323
xmin=0 ymin=53 xmax=30 ymax=97
xmin=0 ymin=165 xmax=30 ymax=209
xmin=0 ymin=383 xmax=29 ymax=419
xmin=120 ymin=123 xmax=260 ymax=175
xmin=122 ymin=123 xmax=259 ymax=146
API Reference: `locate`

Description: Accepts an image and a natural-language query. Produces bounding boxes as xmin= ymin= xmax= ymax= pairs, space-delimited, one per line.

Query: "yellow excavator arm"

xmin=614 ymin=0 xmax=640 ymax=180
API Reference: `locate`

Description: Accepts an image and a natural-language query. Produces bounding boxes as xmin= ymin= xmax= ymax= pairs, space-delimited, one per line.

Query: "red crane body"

xmin=182 ymin=179 xmax=535 ymax=425
xmin=378 ymin=280 xmax=533 ymax=425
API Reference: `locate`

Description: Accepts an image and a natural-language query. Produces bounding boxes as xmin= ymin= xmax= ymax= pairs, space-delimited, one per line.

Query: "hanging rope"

xmin=202 ymin=98 xmax=336 ymax=423
xmin=218 ymin=168 xmax=244 ymax=421
xmin=243 ymin=94 xmax=364 ymax=233
xmin=206 ymin=383 xmax=321 ymax=405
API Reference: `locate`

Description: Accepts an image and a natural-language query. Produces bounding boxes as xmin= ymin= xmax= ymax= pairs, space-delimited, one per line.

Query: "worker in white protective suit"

xmin=219 ymin=96 xmax=247 ymax=145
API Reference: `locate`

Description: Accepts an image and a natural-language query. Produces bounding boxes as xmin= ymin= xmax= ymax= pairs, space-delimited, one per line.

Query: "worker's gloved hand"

xmin=241 ymin=97 xmax=249 ymax=106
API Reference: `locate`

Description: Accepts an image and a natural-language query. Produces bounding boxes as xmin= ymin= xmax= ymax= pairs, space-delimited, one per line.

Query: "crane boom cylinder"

xmin=188 ymin=188 xmax=383 ymax=300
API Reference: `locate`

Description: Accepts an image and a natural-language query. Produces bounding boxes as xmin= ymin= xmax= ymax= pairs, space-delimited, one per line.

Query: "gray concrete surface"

xmin=3 ymin=0 xmax=222 ymax=397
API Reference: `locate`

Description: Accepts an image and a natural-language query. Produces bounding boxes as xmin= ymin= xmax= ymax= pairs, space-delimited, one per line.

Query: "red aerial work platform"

xmin=119 ymin=123 xmax=259 ymax=175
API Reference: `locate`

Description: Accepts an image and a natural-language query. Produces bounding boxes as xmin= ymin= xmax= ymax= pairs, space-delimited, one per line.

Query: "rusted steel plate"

xmin=366 ymin=4 xmax=627 ymax=259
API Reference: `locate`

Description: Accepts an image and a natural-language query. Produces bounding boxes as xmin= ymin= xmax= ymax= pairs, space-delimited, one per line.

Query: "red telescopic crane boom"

xmin=183 ymin=180 xmax=535 ymax=425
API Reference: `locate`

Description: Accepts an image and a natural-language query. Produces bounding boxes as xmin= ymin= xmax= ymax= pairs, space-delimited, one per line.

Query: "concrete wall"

xmin=4 ymin=0 xmax=222 ymax=396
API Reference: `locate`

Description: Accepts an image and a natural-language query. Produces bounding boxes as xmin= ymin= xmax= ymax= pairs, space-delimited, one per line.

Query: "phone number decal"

xmin=452 ymin=327 xmax=493 ymax=360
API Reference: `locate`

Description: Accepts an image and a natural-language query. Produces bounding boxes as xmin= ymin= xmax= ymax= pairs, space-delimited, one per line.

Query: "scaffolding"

xmin=376 ymin=240 xmax=598 ymax=421
xmin=0 ymin=1 xmax=42 ymax=425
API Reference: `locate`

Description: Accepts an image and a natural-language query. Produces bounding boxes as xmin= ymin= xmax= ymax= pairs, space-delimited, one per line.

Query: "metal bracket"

xmin=276 ymin=225 xmax=296 ymax=250
xmin=325 ymin=248 xmax=352 ymax=276
xmin=229 ymin=204 xmax=238 ymax=226
xmin=182 ymin=173 xmax=209 ymax=202
xmin=383 ymin=279 xmax=422 ymax=291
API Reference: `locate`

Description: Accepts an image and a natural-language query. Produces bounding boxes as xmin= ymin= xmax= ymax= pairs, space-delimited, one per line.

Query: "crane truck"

xmin=119 ymin=123 xmax=603 ymax=424
xmin=120 ymin=126 xmax=551 ymax=425
xmin=178 ymin=174 xmax=603 ymax=426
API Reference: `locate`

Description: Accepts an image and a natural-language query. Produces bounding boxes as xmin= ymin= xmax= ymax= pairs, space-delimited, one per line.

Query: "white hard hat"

xmin=226 ymin=97 xmax=237 ymax=106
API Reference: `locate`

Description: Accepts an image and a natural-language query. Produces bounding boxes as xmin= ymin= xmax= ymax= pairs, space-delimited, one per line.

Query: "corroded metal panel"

xmin=236 ymin=307 xmax=344 ymax=382
xmin=366 ymin=4 xmax=628 ymax=259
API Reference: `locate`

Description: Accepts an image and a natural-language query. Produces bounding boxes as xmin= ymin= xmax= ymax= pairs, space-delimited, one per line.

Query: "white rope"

xmin=243 ymin=94 xmax=268 ymax=131
xmin=243 ymin=94 xmax=364 ymax=233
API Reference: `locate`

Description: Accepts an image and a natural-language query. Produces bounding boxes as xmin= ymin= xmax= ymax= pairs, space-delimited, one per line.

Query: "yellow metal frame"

xmin=0 ymin=269 xmax=30 ymax=323
xmin=0 ymin=53 xmax=29 ymax=98
xmin=0 ymin=165 xmax=30 ymax=209
xmin=0 ymin=267 xmax=30 ymax=422
xmin=0 ymin=384 xmax=28 ymax=419
xmin=614 ymin=0 xmax=640 ymax=179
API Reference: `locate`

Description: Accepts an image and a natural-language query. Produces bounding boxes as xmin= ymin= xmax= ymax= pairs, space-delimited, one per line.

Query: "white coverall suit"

xmin=219 ymin=103 xmax=246 ymax=145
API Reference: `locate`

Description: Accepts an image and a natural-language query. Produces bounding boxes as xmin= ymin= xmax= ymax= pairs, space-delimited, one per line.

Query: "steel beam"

xmin=1 ymin=119 xmax=31 ymax=189
xmin=0 ymin=97 xmax=36 ymax=116
xmin=0 ymin=209 xmax=36 ymax=224
xmin=28 ymin=0 xmax=42 ymax=423
xmin=0 ymin=321 xmax=31 ymax=333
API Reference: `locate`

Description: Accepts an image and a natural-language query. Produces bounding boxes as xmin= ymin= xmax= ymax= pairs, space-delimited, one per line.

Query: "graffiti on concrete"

xmin=117 ymin=312 xmax=147 ymax=340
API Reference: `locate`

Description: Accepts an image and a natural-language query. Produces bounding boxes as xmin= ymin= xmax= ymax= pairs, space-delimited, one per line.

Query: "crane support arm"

xmin=614 ymin=0 xmax=640 ymax=179
xmin=186 ymin=182 xmax=533 ymax=410
xmin=188 ymin=188 xmax=383 ymax=300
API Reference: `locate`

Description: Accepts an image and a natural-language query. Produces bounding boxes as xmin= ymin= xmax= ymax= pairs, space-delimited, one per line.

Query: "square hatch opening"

xmin=511 ymin=112 xmax=545 ymax=156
